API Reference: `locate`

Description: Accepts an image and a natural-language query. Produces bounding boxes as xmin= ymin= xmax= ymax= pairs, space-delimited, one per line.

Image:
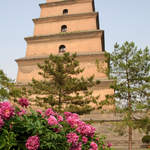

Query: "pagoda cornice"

xmin=15 ymin=51 xmax=106 ymax=62
xmin=40 ymin=0 xmax=93 ymax=8
xmin=16 ymin=79 xmax=113 ymax=89
xmin=33 ymin=12 xmax=98 ymax=24
xmin=24 ymin=30 xmax=103 ymax=43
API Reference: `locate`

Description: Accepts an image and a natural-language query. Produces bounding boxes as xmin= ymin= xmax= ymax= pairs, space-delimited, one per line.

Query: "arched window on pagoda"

xmin=63 ymin=9 xmax=68 ymax=15
xmin=61 ymin=25 xmax=67 ymax=32
xmin=59 ymin=45 xmax=66 ymax=53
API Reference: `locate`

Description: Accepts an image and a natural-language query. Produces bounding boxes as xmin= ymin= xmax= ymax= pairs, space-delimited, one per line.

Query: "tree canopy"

xmin=28 ymin=53 xmax=100 ymax=114
xmin=108 ymin=41 xmax=150 ymax=150
xmin=0 ymin=69 xmax=21 ymax=102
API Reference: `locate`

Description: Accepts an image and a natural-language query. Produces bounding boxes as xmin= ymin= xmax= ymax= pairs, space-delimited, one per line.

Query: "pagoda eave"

xmin=15 ymin=51 xmax=106 ymax=62
xmin=15 ymin=79 xmax=113 ymax=89
xmin=39 ymin=0 xmax=94 ymax=8
xmin=33 ymin=12 xmax=98 ymax=24
xmin=25 ymin=30 xmax=104 ymax=43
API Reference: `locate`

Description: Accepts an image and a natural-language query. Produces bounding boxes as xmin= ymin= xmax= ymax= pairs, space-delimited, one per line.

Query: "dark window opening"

xmin=59 ymin=45 xmax=66 ymax=53
xmin=63 ymin=9 xmax=68 ymax=14
xmin=61 ymin=25 xmax=67 ymax=32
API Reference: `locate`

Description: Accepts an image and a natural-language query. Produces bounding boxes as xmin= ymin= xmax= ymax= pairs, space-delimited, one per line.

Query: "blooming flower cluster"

xmin=17 ymin=109 xmax=26 ymax=116
xmin=45 ymin=108 xmax=55 ymax=116
xmin=0 ymin=101 xmax=14 ymax=120
xmin=0 ymin=98 xmax=112 ymax=150
xmin=25 ymin=135 xmax=40 ymax=150
xmin=48 ymin=115 xmax=58 ymax=126
xmin=90 ymin=142 xmax=98 ymax=150
xmin=18 ymin=98 xmax=29 ymax=108
xmin=67 ymin=132 xmax=79 ymax=146
xmin=65 ymin=112 xmax=98 ymax=150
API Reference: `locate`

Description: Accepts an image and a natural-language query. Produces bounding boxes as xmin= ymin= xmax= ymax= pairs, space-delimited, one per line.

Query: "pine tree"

xmin=108 ymin=41 xmax=150 ymax=150
xmin=28 ymin=52 xmax=100 ymax=114
xmin=0 ymin=69 xmax=21 ymax=102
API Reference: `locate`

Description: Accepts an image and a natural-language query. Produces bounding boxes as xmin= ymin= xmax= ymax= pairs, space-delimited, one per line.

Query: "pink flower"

xmin=66 ymin=113 xmax=80 ymax=128
xmin=26 ymin=135 xmax=40 ymax=150
xmin=64 ymin=112 xmax=72 ymax=119
xmin=36 ymin=109 xmax=43 ymax=115
xmin=0 ymin=117 xmax=4 ymax=129
xmin=47 ymin=115 xmax=58 ymax=126
xmin=66 ymin=132 xmax=79 ymax=146
xmin=45 ymin=108 xmax=55 ymax=117
xmin=107 ymin=142 xmax=112 ymax=148
xmin=17 ymin=109 xmax=26 ymax=116
xmin=90 ymin=142 xmax=98 ymax=150
xmin=64 ymin=112 xmax=79 ymax=119
xmin=0 ymin=101 xmax=14 ymax=120
xmin=18 ymin=98 xmax=29 ymax=108
xmin=70 ymin=142 xmax=82 ymax=150
xmin=57 ymin=115 xmax=64 ymax=122
xmin=82 ymin=136 xmax=88 ymax=144
xmin=76 ymin=122 xmax=96 ymax=137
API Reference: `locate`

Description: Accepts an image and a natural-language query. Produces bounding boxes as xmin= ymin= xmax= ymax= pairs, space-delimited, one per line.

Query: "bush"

xmin=0 ymin=99 xmax=112 ymax=150
xmin=142 ymin=135 xmax=150 ymax=144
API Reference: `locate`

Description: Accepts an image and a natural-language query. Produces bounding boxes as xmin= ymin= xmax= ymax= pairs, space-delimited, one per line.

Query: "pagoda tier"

xmin=33 ymin=12 xmax=99 ymax=36
xmin=40 ymin=0 xmax=95 ymax=18
xmin=25 ymin=30 xmax=104 ymax=57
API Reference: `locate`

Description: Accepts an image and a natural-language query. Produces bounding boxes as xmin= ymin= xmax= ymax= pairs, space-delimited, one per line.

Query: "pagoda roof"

xmin=15 ymin=51 xmax=106 ymax=62
xmin=33 ymin=12 xmax=98 ymax=24
xmin=40 ymin=0 xmax=94 ymax=8
xmin=24 ymin=30 xmax=103 ymax=43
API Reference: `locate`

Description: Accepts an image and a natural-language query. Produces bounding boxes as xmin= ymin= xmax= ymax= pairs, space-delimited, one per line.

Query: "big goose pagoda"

xmin=15 ymin=0 xmax=113 ymax=102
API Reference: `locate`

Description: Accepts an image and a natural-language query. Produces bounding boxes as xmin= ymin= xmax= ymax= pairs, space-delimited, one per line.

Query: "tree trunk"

xmin=128 ymin=126 xmax=132 ymax=150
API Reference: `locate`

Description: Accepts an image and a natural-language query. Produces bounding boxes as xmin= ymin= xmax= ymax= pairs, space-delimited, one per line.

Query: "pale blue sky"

xmin=0 ymin=0 xmax=150 ymax=80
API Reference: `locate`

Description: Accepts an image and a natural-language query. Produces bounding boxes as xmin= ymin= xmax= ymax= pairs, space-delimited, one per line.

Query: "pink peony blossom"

xmin=64 ymin=112 xmax=79 ymax=119
xmin=64 ymin=112 xmax=72 ymax=119
xmin=17 ymin=109 xmax=26 ymax=116
xmin=47 ymin=115 xmax=58 ymax=126
xmin=36 ymin=109 xmax=43 ymax=115
xmin=57 ymin=115 xmax=63 ymax=122
xmin=82 ymin=136 xmax=88 ymax=144
xmin=66 ymin=132 xmax=79 ymax=146
xmin=26 ymin=135 xmax=40 ymax=150
xmin=0 ymin=101 xmax=14 ymax=120
xmin=70 ymin=142 xmax=82 ymax=150
xmin=76 ymin=122 xmax=96 ymax=137
xmin=107 ymin=142 xmax=112 ymax=148
xmin=18 ymin=98 xmax=29 ymax=108
xmin=66 ymin=113 xmax=80 ymax=128
xmin=45 ymin=108 xmax=55 ymax=117
xmin=90 ymin=142 xmax=98 ymax=150
xmin=0 ymin=117 xmax=4 ymax=129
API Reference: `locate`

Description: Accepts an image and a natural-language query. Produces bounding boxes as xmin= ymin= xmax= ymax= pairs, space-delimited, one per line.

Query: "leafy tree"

xmin=108 ymin=41 xmax=150 ymax=150
xmin=0 ymin=69 xmax=21 ymax=102
xmin=28 ymin=53 xmax=100 ymax=114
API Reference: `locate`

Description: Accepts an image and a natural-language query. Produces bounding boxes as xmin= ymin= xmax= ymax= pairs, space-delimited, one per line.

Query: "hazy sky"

xmin=0 ymin=0 xmax=150 ymax=80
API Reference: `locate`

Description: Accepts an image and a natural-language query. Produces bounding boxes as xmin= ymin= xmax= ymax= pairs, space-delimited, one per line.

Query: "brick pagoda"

xmin=16 ymin=0 xmax=113 ymax=102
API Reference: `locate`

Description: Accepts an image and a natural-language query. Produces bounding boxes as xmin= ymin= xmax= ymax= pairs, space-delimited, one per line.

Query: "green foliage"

xmin=0 ymin=69 xmax=21 ymax=102
xmin=142 ymin=135 xmax=150 ymax=144
xmin=28 ymin=52 xmax=100 ymax=114
xmin=0 ymin=101 xmax=112 ymax=150
xmin=107 ymin=41 xmax=150 ymax=149
xmin=109 ymin=41 xmax=150 ymax=115
xmin=1 ymin=109 xmax=68 ymax=150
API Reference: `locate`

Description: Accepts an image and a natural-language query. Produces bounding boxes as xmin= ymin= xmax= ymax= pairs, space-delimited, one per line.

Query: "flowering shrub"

xmin=0 ymin=99 xmax=113 ymax=150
